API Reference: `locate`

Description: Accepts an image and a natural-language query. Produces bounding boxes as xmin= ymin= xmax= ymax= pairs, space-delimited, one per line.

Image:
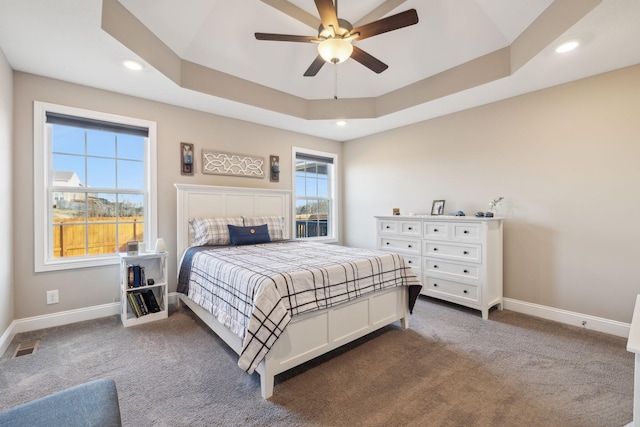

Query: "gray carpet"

xmin=0 ymin=297 xmax=634 ymax=426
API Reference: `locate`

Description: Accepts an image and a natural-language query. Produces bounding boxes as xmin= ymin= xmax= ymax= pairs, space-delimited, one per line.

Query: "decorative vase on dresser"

xmin=375 ymin=215 xmax=503 ymax=320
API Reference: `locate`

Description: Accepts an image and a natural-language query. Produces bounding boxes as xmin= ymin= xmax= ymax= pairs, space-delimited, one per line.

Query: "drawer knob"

xmin=386 ymin=226 xmax=390 ymax=229
xmin=434 ymin=265 xmax=438 ymax=269
xmin=408 ymin=227 xmax=413 ymax=230
xmin=433 ymin=248 xmax=439 ymax=251
xmin=463 ymin=251 xmax=469 ymax=255
xmin=408 ymin=244 xmax=412 ymax=248
xmin=463 ymin=269 xmax=469 ymax=273
xmin=434 ymin=228 xmax=439 ymax=232
xmin=433 ymin=283 xmax=438 ymax=287
xmin=464 ymin=230 xmax=469 ymax=234
xmin=386 ymin=242 xmax=390 ymax=245
xmin=463 ymin=290 xmax=468 ymax=294
xmin=408 ymin=260 xmax=412 ymax=264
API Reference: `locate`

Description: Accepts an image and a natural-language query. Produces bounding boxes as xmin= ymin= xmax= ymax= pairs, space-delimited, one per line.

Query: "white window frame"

xmin=292 ymin=146 xmax=338 ymax=243
xmin=33 ymin=101 xmax=158 ymax=272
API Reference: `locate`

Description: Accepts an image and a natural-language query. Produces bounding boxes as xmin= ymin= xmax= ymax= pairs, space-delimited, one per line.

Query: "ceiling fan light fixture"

xmin=318 ymin=38 xmax=353 ymax=64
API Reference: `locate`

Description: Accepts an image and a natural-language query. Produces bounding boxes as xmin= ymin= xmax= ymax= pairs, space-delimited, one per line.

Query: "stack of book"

xmin=127 ymin=265 xmax=146 ymax=288
xmin=126 ymin=289 xmax=161 ymax=318
xmin=126 ymin=265 xmax=161 ymax=318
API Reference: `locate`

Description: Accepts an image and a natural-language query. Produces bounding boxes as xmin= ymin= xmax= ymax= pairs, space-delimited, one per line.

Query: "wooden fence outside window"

xmin=53 ymin=216 xmax=144 ymax=258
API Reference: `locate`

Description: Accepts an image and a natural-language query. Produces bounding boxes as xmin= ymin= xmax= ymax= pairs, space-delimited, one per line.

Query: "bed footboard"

xmin=256 ymin=286 xmax=408 ymax=398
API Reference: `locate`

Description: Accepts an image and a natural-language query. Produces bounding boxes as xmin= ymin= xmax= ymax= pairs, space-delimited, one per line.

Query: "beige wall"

xmin=0 ymin=48 xmax=13 ymax=332
xmin=12 ymin=72 xmax=341 ymax=319
xmin=343 ymin=64 xmax=640 ymax=323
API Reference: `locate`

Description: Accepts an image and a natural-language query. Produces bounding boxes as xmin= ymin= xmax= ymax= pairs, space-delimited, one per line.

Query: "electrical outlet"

xmin=46 ymin=290 xmax=59 ymax=305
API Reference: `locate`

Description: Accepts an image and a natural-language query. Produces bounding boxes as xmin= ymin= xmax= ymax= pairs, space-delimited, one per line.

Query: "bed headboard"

xmin=175 ymin=184 xmax=292 ymax=265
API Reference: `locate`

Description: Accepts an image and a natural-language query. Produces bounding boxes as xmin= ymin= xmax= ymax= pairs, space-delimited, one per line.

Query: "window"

xmin=34 ymin=102 xmax=157 ymax=272
xmin=293 ymin=148 xmax=338 ymax=241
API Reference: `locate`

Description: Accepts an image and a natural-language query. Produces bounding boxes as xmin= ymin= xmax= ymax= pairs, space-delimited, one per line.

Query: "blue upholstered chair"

xmin=0 ymin=378 xmax=122 ymax=427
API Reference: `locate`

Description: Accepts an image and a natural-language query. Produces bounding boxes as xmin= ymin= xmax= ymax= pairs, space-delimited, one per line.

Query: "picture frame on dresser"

xmin=431 ymin=200 xmax=445 ymax=215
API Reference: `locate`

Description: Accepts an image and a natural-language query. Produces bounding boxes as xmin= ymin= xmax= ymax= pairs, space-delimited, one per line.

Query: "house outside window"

xmin=34 ymin=102 xmax=157 ymax=272
xmin=293 ymin=147 xmax=338 ymax=242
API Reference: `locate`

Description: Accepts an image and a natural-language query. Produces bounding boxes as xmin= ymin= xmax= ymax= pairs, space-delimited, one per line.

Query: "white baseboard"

xmin=0 ymin=293 xmax=182 ymax=357
xmin=503 ymin=298 xmax=631 ymax=339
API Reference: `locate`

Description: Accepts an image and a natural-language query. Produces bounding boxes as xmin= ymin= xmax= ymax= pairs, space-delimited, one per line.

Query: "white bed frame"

xmin=175 ymin=184 xmax=410 ymax=398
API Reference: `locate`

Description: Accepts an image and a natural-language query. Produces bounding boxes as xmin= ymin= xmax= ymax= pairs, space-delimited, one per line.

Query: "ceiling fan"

xmin=255 ymin=0 xmax=419 ymax=77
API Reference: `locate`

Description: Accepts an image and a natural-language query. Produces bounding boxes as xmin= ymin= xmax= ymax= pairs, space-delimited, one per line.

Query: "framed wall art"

xmin=201 ymin=150 xmax=264 ymax=178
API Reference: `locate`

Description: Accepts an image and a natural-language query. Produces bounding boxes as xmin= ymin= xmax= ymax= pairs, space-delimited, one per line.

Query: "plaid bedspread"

xmin=178 ymin=240 xmax=421 ymax=374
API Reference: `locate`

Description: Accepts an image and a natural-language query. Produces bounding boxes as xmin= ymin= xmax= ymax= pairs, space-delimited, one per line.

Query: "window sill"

xmin=35 ymin=254 xmax=120 ymax=273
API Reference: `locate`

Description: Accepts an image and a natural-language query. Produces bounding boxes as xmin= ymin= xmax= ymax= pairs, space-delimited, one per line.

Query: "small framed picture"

xmin=392 ymin=208 xmax=400 ymax=216
xmin=431 ymin=200 xmax=445 ymax=216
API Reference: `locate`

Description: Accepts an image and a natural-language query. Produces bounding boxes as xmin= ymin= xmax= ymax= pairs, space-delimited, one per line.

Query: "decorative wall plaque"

xmin=201 ymin=150 xmax=264 ymax=178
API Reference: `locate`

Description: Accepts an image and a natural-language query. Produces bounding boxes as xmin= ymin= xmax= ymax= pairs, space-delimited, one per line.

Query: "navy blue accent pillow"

xmin=227 ymin=224 xmax=271 ymax=246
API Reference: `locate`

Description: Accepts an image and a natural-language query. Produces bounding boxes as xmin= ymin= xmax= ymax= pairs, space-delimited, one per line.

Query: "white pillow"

xmin=242 ymin=216 xmax=285 ymax=241
xmin=189 ymin=217 xmax=244 ymax=246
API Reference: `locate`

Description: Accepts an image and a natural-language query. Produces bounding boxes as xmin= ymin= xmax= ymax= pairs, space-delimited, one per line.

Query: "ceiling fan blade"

xmin=351 ymin=9 xmax=418 ymax=41
xmin=315 ymin=0 xmax=339 ymax=32
xmin=351 ymin=46 xmax=388 ymax=74
xmin=260 ymin=0 xmax=320 ymax=30
xmin=353 ymin=0 xmax=407 ymax=28
xmin=303 ymin=55 xmax=326 ymax=77
xmin=255 ymin=33 xmax=319 ymax=43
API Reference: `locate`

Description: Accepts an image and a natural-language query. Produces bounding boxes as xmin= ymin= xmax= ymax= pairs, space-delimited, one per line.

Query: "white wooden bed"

xmin=175 ymin=184 xmax=412 ymax=398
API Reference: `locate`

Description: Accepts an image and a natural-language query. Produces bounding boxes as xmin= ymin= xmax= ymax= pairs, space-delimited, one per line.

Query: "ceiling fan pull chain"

xmin=334 ymin=61 xmax=338 ymax=100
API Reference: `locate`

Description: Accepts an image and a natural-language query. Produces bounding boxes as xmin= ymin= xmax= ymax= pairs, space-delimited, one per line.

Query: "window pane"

xmin=118 ymin=193 xmax=144 ymax=220
xmin=53 ymin=154 xmax=85 ymax=185
xmin=117 ymin=222 xmax=144 ymax=251
xmin=305 ymin=177 xmax=318 ymax=197
xmin=89 ymin=223 xmax=117 ymax=255
xmin=89 ymin=193 xmax=116 ymax=220
xmin=317 ymin=176 xmax=328 ymax=197
xmin=52 ymin=125 xmax=85 ymax=155
xmin=118 ymin=160 xmax=144 ymax=190
xmin=295 ymin=174 xmax=306 ymax=197
xmin=117 ymin=134 xmax=145 ymax=160
xmin=87 ymin=130 xmax=115 ymax=157
xmin=87 ymin=157 xmax=116 ymax=188
xmin=53 ymin=193 xmax=86 ymax=224
xmin=53 ymin=224 xmax=86 ymax=258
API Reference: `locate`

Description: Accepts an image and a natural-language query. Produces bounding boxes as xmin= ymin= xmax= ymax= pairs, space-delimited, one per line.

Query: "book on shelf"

xmin=133 ymin=291 xmax=149 ymax=315
xmin=127 ymin=292 xmax=142 ymax=318
xmin=140 ymin=289 xmax=161 ymax=313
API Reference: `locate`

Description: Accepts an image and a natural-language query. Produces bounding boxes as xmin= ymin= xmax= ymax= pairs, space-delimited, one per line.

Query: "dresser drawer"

xmin=424 ymin=258 xmax=480 ymax=281
xmin=379 ymin=237 xmax=421 ymax=255
xmin=401 ymin=254 xmax=421 ymax=272
xmin=378 ymin=220 xmax=421 ymax=237
xmin=424 ymin=241 xmax=481 ymax=263
xmin=451 ymin=223 xmax=482 ymax=242
xmin=423 ymin=222 xmax=450 ymax=240
xmin=424 ymin=276 xmax=479 ymax=303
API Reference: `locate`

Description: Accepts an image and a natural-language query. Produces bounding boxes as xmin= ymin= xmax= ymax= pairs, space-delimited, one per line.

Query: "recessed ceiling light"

xmin=555 ymin=40 xmax=579 ymax=53
xmin=122 ymin=59 xmax=143 ymax=71
xmin=336 ymin=120 xmax=347 ymax=126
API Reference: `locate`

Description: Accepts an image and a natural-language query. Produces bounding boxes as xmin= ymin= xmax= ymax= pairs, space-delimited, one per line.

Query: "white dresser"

xmin=375 ymin=215 xmax=503 ymax=320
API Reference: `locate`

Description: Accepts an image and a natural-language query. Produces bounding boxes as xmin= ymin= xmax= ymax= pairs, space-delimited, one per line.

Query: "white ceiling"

xmin=1 ymin=0 xmax=639 ymax=141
